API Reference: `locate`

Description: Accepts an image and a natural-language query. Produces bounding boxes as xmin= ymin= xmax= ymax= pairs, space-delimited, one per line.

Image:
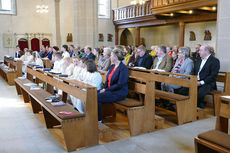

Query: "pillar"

xmin=179 ymin=21 xmax=185 ymax=47
xmin=216 ymin=0 xmax=230 ymax=72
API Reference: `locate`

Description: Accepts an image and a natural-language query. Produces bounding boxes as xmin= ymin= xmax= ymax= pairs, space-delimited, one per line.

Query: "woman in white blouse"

xmin=32 ymin=51 xmax=44 ymax=67
xmin=20 ymin=49 xmax=34 ymax=74
xmin=62 ymin=45 xmax=70 ymax=59
xmin=62 ymin=57 xmax=75 ymax=76
xmin=72 ymin=59 xmax=102 ymax=113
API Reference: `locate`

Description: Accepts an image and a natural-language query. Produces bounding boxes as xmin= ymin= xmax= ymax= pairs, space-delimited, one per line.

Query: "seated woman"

xmin=20 ymin=49 xmax=34 ymax=74
xmin=161 ymin=47 xmax=193 ymax=93
xmin=68 ymin=56 xmax=82 ymax=79
xmin=62 ymin=57 xmax=74 ymax=76
xmin=32 ymin=51 xmax=44 ymax=67
xmin=72 ymin=60 xmax=103 ymax=113
xmin=98 ymin=47 xmax=111 ymax=71
xmin=51 ymin=52 xmax=65 ymax=73
xmin=97 ymin=48 xmax=129 ymax=121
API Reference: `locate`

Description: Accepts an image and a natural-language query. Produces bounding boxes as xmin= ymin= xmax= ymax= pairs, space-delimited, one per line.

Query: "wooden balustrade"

xmin=152 ymin=0 xmax=194 ymax=8
xmin=113 ymin=1 xmax=152 ymax=21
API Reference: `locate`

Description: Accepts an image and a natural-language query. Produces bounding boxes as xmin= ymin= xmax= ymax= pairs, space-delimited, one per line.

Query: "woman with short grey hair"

xmin=162 ymin=47 xmax=193 ymax=93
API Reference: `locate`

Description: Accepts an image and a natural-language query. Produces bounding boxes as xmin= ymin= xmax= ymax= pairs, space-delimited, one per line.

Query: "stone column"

xmin=216 ymin=0 xmax=230 ymax=72
xmin=55 ymin=0 xmax=61 ymax=47
xmin=74 ymin=0 xmax=98 ymax=48
xmin=135 ymin=27 xmax=140 ymax=46
xmin=115 ymin=26 xmax=119 ymax=45
xmin=179 ymin=22 xmax=185 ymax=47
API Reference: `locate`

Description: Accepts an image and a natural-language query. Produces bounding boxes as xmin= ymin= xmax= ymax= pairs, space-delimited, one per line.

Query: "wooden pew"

xmin=0 ymin=56 xmax=22 ymax=85
xmin=127 ymin=67 xmax=198 ymax=125
xmin=194 ymin=95 xmax=230 ymax=153
xmin=99 ymin=70 xmax=157 ymax=136
xmin=209 ymin=72 xmax=230 ymax=115
xmin=42 ymin=58 xmax=51 ymax=68
xmin=14 ymin=66 xmax=98 ymax=151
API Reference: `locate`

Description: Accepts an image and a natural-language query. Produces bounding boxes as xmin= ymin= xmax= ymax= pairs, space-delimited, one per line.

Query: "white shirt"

xmin=69 ymin=66 xmax=83 ymax=80
xmin=83 ymin=72 xmax=102 ymax=90
xmin=52 ymin=59 xmax=65 ymax=73
xmin=155 ymin=55 xmax=164 ymax=69
xmin=63 ymin=63 xmax=74 ymax=76
xmin=62 ymin=51 xmax=70 ymax=59
xmin=197 ymin=54 xmax=211 ymax=85
xmin=35 ymin=58 xmax=44 ymax=67
xmin=20 ymin=55 xmax=33 ymax=65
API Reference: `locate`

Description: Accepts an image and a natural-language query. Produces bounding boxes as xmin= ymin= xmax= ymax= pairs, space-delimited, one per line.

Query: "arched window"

xmin=0 ymin=0 xmax=16 ymax=14
xmin=98 ymin=0 xmax=110 ymax=19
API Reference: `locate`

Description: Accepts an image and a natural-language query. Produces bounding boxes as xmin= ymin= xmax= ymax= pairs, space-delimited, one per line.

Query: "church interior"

xmin=0 ymin=0 xmax=230 ymax=153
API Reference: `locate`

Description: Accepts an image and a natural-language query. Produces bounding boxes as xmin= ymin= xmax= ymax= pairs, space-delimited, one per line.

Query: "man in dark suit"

xmin=193 ymin=44 xmax=220 ymax=108
xmin=192 ymin=44 xmax=201 ymax=63
xmin=15 ymin=45 xmax=24 ymax=58
xmin=84 ymin=45 xmax=96 ymax=60
xmin=134 ymin=45 xmax=153 ymax=69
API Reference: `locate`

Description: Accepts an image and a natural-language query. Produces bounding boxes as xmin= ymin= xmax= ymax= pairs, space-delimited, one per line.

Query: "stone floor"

xmin=0 ymin=77 xmax=227 ymax=153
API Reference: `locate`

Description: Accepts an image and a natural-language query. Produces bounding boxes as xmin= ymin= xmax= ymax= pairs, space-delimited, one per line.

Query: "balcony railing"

xmin=152 ymin=0 xmax=194 ymax=8
xmin=113 ymin=1 xmax=152 ymax=21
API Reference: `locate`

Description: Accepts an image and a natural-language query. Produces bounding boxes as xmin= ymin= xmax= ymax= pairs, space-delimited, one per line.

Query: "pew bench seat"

xmin=0 ymin=64 xmax=17 ymax=85
xmin=14 ymin=78 xmax=88 ymax=151
xmin=195 ymin=130 xmax=230 ymax=153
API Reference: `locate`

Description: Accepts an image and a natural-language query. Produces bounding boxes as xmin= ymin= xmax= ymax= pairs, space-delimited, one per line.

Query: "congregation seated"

xmin=84 ymin=45 xmax=96 ymax=60
xmin=69 ymin=45 xmax=75 ymax=57
xmin=93 ymin=48 xmax=103 ymax=64
xmin=15 ymin=45 xmax=24 ymax=58
xmin=192 ymin=44 xmax=220 ymax=108
xmin=62 ymin=44 xmax=70 ymax=59
xmin=161 ymin=47 xmax=193 ymax=93
xmin=152 ymin=45 xmax=173 ymax=72
xmin=46 ymin=46 xmax=54 ymax=60
xmin=134 ymin=45 xmax=153 ymax=69
xmin=62 ymin=57 xmax=75 ymax=76
xmin=39 ymin=45 xmax=47 ymax=58
xmin=97 ymin=48 xmax=129 ymax=121
xmin=51 ymin=52 xmax=65 ymax=73
xmin=32 ymin=51 xmax=44 ymax=67
xmin=20 ymin=49 xmax=33 ymax=74
xmin=71 ymin=59 xmax=103 ymax=113
xmin=192 ymin=44 xmax=201 ymax=64
xmin=98 ymin=47 xmax=111 ymax=71
xmin=123 ymin=46 xmax=132 ymax=65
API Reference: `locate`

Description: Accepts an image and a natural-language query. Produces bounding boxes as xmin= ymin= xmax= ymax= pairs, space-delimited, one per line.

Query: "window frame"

xmin=98 ymin=0 xmax=110 ymax=19
xmin=0 ymin=0 xmax=16 ymax=15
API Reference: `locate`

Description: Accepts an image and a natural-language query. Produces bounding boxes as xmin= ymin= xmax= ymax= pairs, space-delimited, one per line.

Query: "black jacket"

xmin=193 ymin=55 xmax=220 ymax=88
xmin=135 ymin=53 xmax=153 ymax=69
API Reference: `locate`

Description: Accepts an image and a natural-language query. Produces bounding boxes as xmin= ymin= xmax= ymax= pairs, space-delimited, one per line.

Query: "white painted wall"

xmin=59 ymin=0 xmax=74 ymax=46
xmin=140 ymin=24 xmax=180 ymax=49
xmin=0 ymin=0 xmax=56 ymax=59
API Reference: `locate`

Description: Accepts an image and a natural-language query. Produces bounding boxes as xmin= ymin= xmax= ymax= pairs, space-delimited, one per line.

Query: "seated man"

xmin=134 ymin=45 xmax=153 ymax=69
xmin=193 ymin=44 xmax=220 ymax=108
xmin=152 ymin=45 xmax=173 ymax=72
xmin=84 ymin=45 xmax=96 ymax=60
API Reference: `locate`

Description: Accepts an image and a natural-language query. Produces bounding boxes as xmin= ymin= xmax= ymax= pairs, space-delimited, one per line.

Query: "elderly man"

xmin=84 ymin=45 xmax=95 ymax=60
xmin=192 ymin=44 xmax=201 ymax=63
xmin=193 ymin=44 xmax=220 ymax=108
xmin=152 ymin=45 xmax=173 ymax=72
xmin=134 ymin=45 xmax=153 ymax=69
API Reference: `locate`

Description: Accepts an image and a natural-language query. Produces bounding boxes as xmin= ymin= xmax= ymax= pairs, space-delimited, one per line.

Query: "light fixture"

xmin=36 ymin=1 xmax=49 ymax=13
xmin=130 ymin=0 xmax=146 ymax=5
xmin=189 ymin=10 xmax=193 ymax=14
xmin=170 ymin=13 xmax=174 ymax=16
xmin=212 ymin=6 xmax=216 ymax=11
